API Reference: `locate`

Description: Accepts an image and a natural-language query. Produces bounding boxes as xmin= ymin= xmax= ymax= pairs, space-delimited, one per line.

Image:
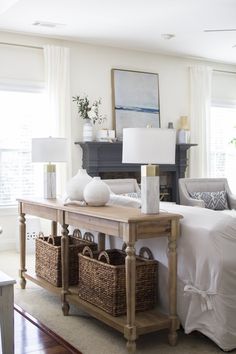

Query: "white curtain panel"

xmin=43 ymin=45 xmax=72 ymax=197
xmin=189 ymin=65 xmax=212 ymax=177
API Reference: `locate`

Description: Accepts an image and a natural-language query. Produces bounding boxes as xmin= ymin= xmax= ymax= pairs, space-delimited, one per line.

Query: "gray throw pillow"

xmin=189 ymin=191 xmax=229 ymax=210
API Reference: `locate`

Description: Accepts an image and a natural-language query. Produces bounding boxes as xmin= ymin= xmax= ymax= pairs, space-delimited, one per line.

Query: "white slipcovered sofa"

xmin=102 ymin=178 xmax=236 ymax=351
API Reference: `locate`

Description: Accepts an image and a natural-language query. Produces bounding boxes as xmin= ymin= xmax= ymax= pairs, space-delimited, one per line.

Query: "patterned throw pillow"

xmin=189 ymin=191 xmax=229 ymax=210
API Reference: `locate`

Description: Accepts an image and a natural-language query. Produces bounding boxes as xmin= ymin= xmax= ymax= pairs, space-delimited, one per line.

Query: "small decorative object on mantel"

xmin=83 ymin=177 xmax=110 ymax=206
xmin=66 ymin=169 xmax=92 ymax=201
xmin=83 ymin=119 xmax=93 ymax=142
xmin=177 ymin=116 xmax=190 ymax=144
xmin=96 ymin=129 xmax=116 ymax=142
xmin=72 ymin=95 xmax=106 ymax=142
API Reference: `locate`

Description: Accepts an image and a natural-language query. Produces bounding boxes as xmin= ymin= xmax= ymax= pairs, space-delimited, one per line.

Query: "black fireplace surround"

xmin=75 ymin=141 xmax=196 ymax=203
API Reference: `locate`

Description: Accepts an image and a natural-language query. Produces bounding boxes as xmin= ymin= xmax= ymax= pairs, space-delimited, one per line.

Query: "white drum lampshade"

xmin=122 ymin=128 xmax=176 ymax=214
xmin=32 ymin=137 xmax=67 ymax=199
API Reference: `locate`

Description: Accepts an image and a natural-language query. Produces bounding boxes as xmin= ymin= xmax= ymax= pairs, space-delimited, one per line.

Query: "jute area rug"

xmin=0 ymin=251 xmax=231 ymax=354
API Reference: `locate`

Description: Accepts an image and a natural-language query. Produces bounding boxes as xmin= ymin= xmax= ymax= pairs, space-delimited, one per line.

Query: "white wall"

xmin=0 ymin=31 xmax=236 ymax=250
xmin=69 ymin=43 xmax=236 ymax=172
xmin=0 ymin=208 xmax=18 ymax=250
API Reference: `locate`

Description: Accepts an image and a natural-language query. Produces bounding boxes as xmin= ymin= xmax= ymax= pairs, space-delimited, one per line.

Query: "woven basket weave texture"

xmin=35 ymin=231 xmax=97 ymax=287
xmin=78 ymin=247 xmax=158 ymax=316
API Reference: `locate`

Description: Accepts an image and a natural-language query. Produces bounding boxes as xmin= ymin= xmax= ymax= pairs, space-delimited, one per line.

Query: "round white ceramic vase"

xmin=66 ymin=169 xmax=92 ymax=201
xmin=83 ymin=119 xmax=93 ymax=142
xmin=83 ymin=177 xmax=110 ymax=206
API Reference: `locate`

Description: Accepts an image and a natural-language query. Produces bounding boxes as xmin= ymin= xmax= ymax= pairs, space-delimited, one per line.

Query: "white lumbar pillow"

xmin=107 ymin=193 xmax=141 ymax=209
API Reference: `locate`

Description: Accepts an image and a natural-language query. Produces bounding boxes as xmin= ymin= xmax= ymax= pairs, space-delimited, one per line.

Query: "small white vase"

xmin=83 ymin=177 xmax=110 ymax=206
xmin=66 ymin=169 xmax=92 ymax=201
xmin=83 ymin=119 xmax=93 ymax=142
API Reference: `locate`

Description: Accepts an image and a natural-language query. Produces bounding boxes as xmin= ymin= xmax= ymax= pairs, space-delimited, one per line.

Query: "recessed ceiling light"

xmin=32 ymin=21 xmax=66 ymax=28
xmin=161 ymin=33 xmax=175 ymax=40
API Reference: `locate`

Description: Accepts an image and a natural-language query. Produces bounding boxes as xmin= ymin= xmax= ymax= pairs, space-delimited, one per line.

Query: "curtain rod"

xmin=213 ymin=69 xmax=236 ymax=75
xmin=0 ymin=42 xmax=43 ymax=50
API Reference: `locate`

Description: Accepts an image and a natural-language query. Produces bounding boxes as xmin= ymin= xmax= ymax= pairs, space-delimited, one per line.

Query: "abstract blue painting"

xmin=112 ymin=69 xmax=160 ymax=140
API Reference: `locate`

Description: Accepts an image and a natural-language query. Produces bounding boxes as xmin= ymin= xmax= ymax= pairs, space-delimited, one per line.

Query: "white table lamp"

xmin=32 ymin=137 xmax=67 ymax=199
xmin=122 ymin=128 xmax=176 ymax=214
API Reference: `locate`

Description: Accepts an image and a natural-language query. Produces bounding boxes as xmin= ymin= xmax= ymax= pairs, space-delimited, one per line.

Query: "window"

xmin=0 ymin=89 xmax=48 ymax=206
xmin=209 ymin=105 xmax=236 ymax=193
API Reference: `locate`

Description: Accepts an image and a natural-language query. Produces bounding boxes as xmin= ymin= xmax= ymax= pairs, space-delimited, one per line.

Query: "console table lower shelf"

xmin=18 ymin=198 xmax=182 ymax=353
xmin=24 ymin=272 xmax=175 ymax=336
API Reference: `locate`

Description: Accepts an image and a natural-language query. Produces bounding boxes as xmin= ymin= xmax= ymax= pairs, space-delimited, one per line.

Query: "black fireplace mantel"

xmin=75 ymin=141 xmax=197 ymax=202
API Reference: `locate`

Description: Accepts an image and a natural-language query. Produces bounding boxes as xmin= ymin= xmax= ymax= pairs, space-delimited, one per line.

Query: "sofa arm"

xmin=179 ymin=183 xmax=205 ymax=207
xmin=185 ymin=197 xmax=205 ymax=208
xmin=228 ymin=193 xmax=236 ymax=210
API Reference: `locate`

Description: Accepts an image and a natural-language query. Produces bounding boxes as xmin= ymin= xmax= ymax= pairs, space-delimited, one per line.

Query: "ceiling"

xmin=1 ymin=0 xmax=236 ymax=65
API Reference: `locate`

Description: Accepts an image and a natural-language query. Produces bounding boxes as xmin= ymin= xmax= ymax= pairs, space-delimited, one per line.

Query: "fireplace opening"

xmin=99 ymin=171 xmax=173 ymax=201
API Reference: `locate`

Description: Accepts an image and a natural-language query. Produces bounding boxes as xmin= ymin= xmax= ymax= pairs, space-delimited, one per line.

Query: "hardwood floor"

xmin=14 ymin=305 xmax=82 ymax=354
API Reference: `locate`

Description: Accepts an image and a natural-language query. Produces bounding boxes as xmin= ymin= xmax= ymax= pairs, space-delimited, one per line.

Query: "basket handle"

xmin=121 ymin=242 xmax=127 ymax=251
xmin=47 ymin=235 xmax=56 ymax=245
xmin=83 ymin=232 xmax=94 ymax=242
xmin=139 ymin=247 xmax=154 ymax=260
xmin=37 ymin=231 xmax=45 ymax=239
xmin=72 ymin=228 xmax=82 ymax=239
xmin=98 ymin=251 xmax=110 ymax=264
xmin=82 ymin=246 xmax=94 ymax=258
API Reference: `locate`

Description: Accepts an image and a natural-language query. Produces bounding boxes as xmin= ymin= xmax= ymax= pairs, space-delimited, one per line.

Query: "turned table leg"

xmin=98 ymin=232 xmax=105 ymax=251
xmin=19 ymin=203 xmax=26 ymax=289
xmin=61 ymin=223 xmax=70 ymax=316
xmin=51 ymin=221 xmax=57 ymax=236
xmin=168 ymin=219 xmax=179 ymax=346
xmin=124 ymin=240 xmax=137 ymax=353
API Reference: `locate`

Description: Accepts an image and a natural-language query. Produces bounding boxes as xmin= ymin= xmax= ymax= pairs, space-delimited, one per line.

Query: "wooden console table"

xmin=18 ymin=198 xmax=182 ymax=353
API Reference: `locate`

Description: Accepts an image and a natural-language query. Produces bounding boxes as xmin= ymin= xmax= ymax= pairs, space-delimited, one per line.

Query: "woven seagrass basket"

xmin=35 ymin=229 xmax=97 ymax=287
xmin=78 ymin=246 xmax=158 ymax=316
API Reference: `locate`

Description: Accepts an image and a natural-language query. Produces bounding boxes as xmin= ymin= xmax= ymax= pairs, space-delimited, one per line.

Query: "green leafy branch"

xmin=230 ymin=137 xmax=236 ymax=147
xmin=72 ymin=95 xmax=106 ymax=125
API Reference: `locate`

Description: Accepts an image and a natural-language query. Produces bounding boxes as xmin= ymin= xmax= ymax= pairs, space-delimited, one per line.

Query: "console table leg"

xmin=61 ymin=291 xmax=70 ymax=316
xmin=98 ymin=232 xmax=105 ymax=251
xmin=51 ymin=221 xmax=57 ymax=236
xmin=124 ymin=239 xmax=137 ymax=353
xmin=168 ymin=219 xmax=179 ymax=346
xmin=126 ymin=339 xmax=136 ymax=353
xmin=61 ymin=223 xmax=70 ymax=315
xmin=19 ymin=204 xmax=26 ymax=289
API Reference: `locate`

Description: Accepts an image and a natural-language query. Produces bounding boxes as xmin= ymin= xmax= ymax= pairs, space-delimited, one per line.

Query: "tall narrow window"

xmin=209 ymin=105 xmax=236 ymax=193
xmin=0 ymin=89 xmax=48 ymax=206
